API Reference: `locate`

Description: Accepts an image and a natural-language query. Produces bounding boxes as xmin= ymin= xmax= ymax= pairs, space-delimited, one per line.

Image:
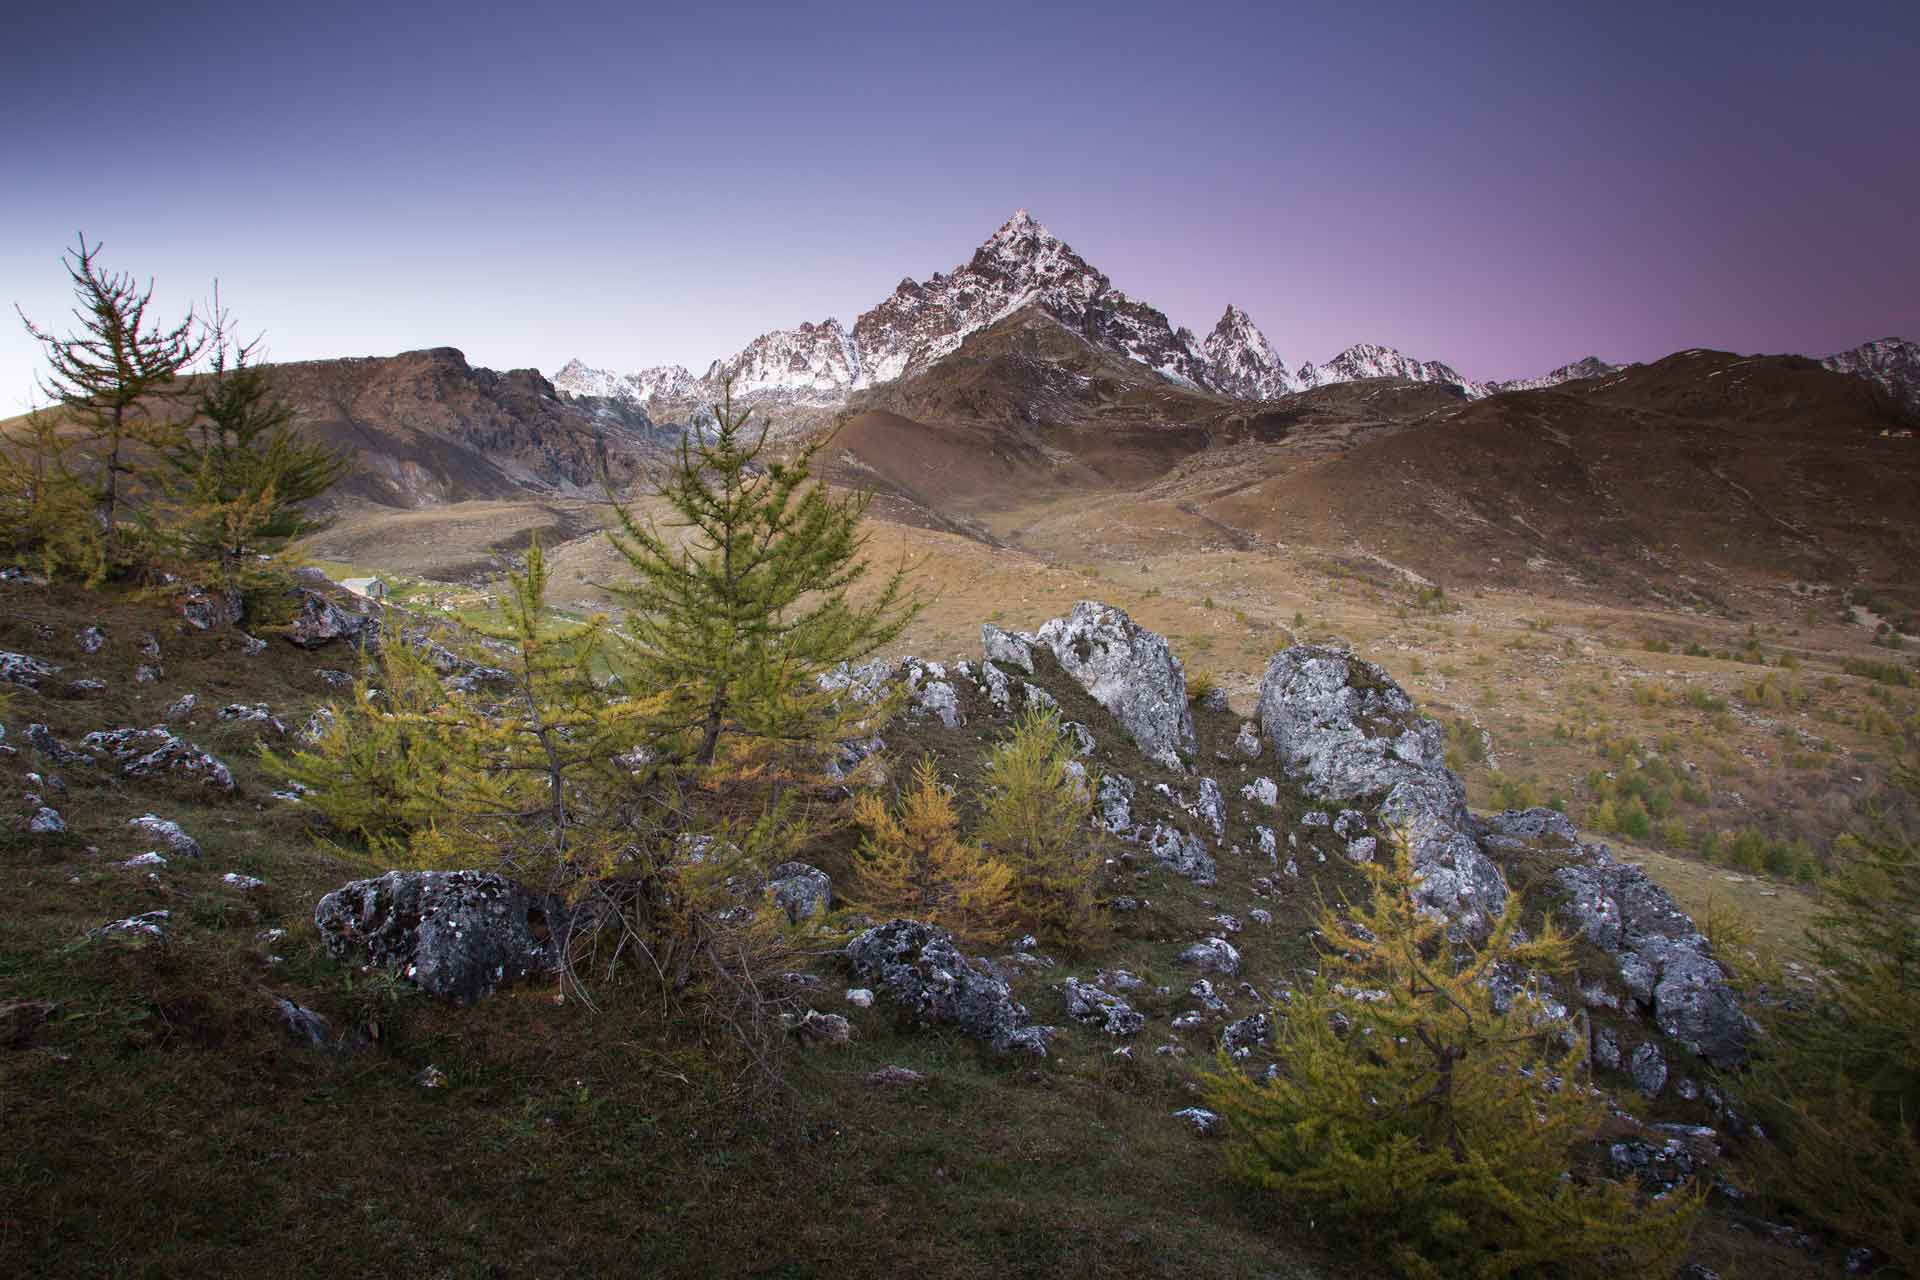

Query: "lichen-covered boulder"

xmin=1035 ymin=602 xmax=1195 ymax=769
xmin=1147 ymin=824 xmax=1217 ymax=884
xmin=846 ymin=919 xmax=1054 ymax=1056
xmin=1061 ymin=977 xmax=1145 ymax=1037
xmin=0 ymin=651 xmax=59 ymax=690
xmin=1098 ymin=774 xmax=1136 ymax=836
xmin=1177 ymin=936 xmax=1242 ymax=976
xmin=765 ymin=861 xmax=832 ymax=923
xmin=1258 ymin=646 xmax=1505 ymax=938
xmin=313 ymin=870 xmax=563 ymax=1003
xmin=286 ymin=590 xmax=376 ymax=650
xmin=127 ymin=814 xmax=201 ymax=858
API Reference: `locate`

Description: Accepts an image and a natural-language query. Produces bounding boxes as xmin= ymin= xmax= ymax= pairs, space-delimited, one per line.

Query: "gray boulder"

xmin=1172 ymin=1107 xmax=1223 ymax=1136
xmin=286 ymin=590 xmax=376 ymax=650
xmin=28 ymin=806 xmax=66 ymax=834
xmin=0 ymin=651 xmax=58 ymax=690
xmin=76 ymin=625 xmax=107 ymax=654
xmin=1177 ymin=936 xmax=1242 ymax=976
xmin=846 ymin=919 xmax=1055 ymax=1056
xmin=179 ymin=585 xmax=243 ymax=631
xmin=1147 ymin=824 xmax=1217 ymax=884
xmin=765 ymin=861 xmax=832 ymax=923
xmin=1194 ymin=778 xmax=1226 ymax=837
xmin=127 ymin=814 xmax=201 ymax=858
xmin=1258 ymin=646 xmax=1505 ymax=938
xmin=313 ymin=870 xmax=563 ymax=1003
xmin=1035 ymin=602 xmax=1195 ymax=769
xmin=1630 ymin=1040 xmax=1670 ymax=1096
xmin=1061 ymin=977 xmax=1145 ymax=1037
xmin=1098 ymin=774 xmax=1136 ymax=836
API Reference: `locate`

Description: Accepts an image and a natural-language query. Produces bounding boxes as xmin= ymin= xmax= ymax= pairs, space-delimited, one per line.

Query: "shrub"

xmin=1186 ymin=666 xmax=1220 ymax=707
xmin=1203 ymin=831 xmax=1700 ymax=1277
xmin=974 ymin=707 xmax=1104 ymax=948
xmin=850 ymin=757 xmax=1015 ymax=946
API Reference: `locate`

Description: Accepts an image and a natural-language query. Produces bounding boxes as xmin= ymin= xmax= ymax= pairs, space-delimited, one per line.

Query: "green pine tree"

xmin=1203 ymin=828 xmax=1701 ymax=1278
xmin=16 ymin=234 xmax=203 ymax=565
xmin=603 ymin=382 xmax=922 ymax=776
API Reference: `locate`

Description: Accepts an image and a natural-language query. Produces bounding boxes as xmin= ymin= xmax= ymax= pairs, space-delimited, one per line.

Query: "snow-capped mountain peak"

xmin=1201 ymin=305 xmax=1299 ymax=399
xmin=1298 ymin=342 xmax=1489 ymax=399
xmin=554 ymin=211 xmax=1486 ymax=412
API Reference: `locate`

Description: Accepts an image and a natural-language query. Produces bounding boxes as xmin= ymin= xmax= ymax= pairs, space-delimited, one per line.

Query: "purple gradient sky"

xmin=4 ymin=0 xmax=1916 ymax=410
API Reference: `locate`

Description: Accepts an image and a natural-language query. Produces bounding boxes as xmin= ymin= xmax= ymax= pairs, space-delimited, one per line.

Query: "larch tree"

xmin=16 ymin=235 xmax=203 ymax=558
xmin=974 ymin=707 xmax=1104 ymax=947
xmin=850 ymin=756 xmax=1016 ymax=945
xmin=1202 ymin=829 xmax=1701 ymax=1278
xmin=604 ymin=382 xmax=922 ymax=778
xmin=155 ymin=299 xmax=347 ymax=587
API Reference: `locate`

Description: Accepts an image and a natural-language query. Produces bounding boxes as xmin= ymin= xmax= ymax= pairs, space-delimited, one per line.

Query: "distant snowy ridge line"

xmin=550 ymin=212 xmax=1916 ymax=415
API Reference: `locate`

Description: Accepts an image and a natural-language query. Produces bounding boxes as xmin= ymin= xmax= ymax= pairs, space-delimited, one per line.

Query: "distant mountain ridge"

xmin=553 ymin=210 xmax=1918 ymax=417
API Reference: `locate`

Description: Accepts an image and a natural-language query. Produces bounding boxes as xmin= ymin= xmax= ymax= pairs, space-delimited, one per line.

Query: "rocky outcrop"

xmin=1257 ymin=646 xmax=1504 ymax=938
xmin=286 ymin=590 xmax=377 ymax=650
xmin=846 ymin=919 xmax=1054 ymax=1056
xmin=78 ymin=726 xmax=237 ymax=795
xmin=1484 ymin=811 xmax=1749 ymax=1068
xmin=765 ymin=862 xmax=832 ymax=923
xmin=313 ymin=870 xmax=563 ymax=1003
xmin=980 ymin=624 xmax=1035 ymax=673
xmin=1036 ymin=602 xmax=1195 ymax=769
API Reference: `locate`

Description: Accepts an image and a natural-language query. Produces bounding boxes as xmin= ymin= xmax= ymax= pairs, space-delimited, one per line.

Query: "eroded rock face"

xmin=846 ymin=919 xmax=1054 ymax=1056
xmin=313 ymin=870 xmax=562 ymax=1003
xmin=1258 ymin=646 xmax=1505 ymax=938
xmin=1035 ymin=602 xmax=1195 ymax=769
